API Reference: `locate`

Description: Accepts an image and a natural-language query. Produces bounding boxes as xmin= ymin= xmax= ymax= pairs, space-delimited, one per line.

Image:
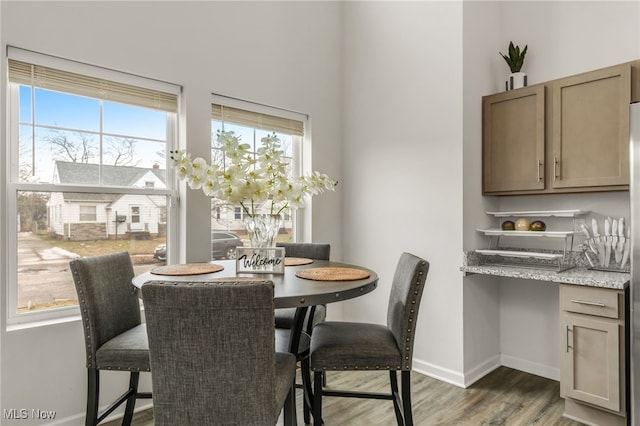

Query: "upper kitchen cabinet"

xmin=482 ymin=85 xmax=545 ymax=193
xmin=483 ymin=61 xmax=639 ymax=195
xmin=552 ymin=64 xmax=630 ymax=189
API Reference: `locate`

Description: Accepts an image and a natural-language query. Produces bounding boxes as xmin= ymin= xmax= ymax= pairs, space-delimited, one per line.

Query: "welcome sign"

xmin=236 ymin=247 xmax=285 ymax=274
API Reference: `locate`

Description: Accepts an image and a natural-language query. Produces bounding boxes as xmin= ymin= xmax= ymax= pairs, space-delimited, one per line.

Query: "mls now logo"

xmin=3 ymin=408 xmax=56 ymax=420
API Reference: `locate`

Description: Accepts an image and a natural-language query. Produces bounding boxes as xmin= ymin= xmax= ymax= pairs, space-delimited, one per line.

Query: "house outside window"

xmin=210 ymin=95 xmax=307 ymax=257
xmin=6 ymin=47 xmax=179 ymax=324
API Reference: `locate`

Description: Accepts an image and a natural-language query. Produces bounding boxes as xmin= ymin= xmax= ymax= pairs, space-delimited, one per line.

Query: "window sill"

xmin=6 ymin=312 xmax=82 ymax=332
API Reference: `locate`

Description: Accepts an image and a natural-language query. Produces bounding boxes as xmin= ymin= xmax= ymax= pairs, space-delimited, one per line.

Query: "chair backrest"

xmin=386 ymin=252 xmax=429 ymax=370
xmin=276 ymin=242 xmax=330 ymax=260
xmin=69 ymin=251 xmax=141 ymax=368
xmin=142 ymin=280 xmax=277 ymax=425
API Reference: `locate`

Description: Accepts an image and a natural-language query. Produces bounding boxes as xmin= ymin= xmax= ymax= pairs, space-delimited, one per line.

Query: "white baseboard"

xmin=462 ymin=355 xmax=501 ymax=387
xmin=500 ymin=354 xmax=559 ymax=381
xmin=412 ymin=354 xmax=558 ymax=389
xmin=411 ymin=357 xmax=467 ymax=388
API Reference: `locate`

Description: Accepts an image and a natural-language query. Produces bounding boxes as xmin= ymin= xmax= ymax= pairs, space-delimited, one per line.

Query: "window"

xmin=79 ymin=205 xmax=97 ymax=222
xmin=234 ymin=207 xmax=244 ymax=220
xmin=210 ymin=95 xmax=307 ymax=258
xmin=131 ymin=206 xmax=141 ymax=223
xmin=6 ymin=47 xmax=179 ymax=323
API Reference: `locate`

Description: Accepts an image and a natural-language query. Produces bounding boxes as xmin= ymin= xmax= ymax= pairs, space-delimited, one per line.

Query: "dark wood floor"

xmin=106 ymin=366 xmax=583 ymax=425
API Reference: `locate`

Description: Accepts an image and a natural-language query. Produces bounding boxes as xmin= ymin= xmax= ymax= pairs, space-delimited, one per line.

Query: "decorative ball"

xmin=501 ymin=220 xmax=515 ymax=230
xmin=515 ymin=218 xmax=530 ymax=231
xmin=529 ymin=220 xmax=546 ymax=231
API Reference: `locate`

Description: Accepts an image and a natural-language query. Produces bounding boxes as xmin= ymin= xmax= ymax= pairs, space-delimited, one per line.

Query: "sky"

xmin=18 ymin=85 xmax=295 ymax=185
xmin=19 ymin=86 xmax=168 ymax=183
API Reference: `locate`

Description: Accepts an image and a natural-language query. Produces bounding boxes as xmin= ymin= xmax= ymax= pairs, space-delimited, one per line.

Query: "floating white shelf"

xmin=475 ymin=209 xmax=585 ymax=272
xmin=475 ymin=249 xmax=564 ymax=261
xmin=476 ymin=229 xmax=576 ymax=238
xmin=485 ymin=209 xmax=589 ymax=218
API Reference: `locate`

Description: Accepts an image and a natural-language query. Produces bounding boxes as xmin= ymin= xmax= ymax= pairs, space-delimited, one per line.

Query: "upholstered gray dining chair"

xmin=142 ymin=280 xmax=297 ymax=426
xmin=310 ymin=252 xmax=429 ymax=426
xmin=69 ymin=251 xmax=151 ymax=426
xmin=275 ymin=242 xmax=330 ymax=422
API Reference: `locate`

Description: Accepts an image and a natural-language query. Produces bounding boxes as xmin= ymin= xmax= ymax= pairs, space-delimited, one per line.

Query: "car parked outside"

xmin=153 ymin=231 xmax=244 ymax=261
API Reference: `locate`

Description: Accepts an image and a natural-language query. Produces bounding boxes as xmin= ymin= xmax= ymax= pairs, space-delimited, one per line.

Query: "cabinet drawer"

xmin=560 ymin=284 xmax=621 ymax=319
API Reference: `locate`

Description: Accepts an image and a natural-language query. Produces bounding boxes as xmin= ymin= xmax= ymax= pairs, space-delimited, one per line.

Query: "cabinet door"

xmin=482 ymin=85 xmax=545 ymax=194
xmin=561 ymin=314 xmax=620 ymax=412
xmin=552 ymin=64 xmax=631 ymax=188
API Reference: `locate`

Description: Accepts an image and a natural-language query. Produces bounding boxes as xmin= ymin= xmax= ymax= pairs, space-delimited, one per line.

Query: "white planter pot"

xmin=507 ymin=72 xmax=528 ymax=90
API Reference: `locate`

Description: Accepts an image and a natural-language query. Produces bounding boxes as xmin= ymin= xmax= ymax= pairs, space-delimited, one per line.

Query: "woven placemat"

xmin=150 ymin=263 xmax=224 ymax=276
xmin=296 ymin=267 xmax=370 ymax=281
xmin=284 ymin=257 xmax=314 ymax=266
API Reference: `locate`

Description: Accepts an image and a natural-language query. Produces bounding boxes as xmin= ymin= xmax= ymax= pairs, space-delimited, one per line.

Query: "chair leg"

xmin=313 ymin=371 xmax=323 ymax=426
xmin=122 ymin=372 xmax=140 ymax=426
xmin=86 ymin=368 xmax=99 ymax=426
xmin=389 ymin=371 xmax=404 ymax=426
xmin=401 ymin=370 xmax=413 ymax=426
xmin=301 ymin=357 xmax=312 ymax=424
xmin=283 ymin=383 xmax=297 ymax=426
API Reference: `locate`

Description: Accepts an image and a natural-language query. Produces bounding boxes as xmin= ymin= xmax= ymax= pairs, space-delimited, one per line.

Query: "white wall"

xmin=462 ymin=1 xmax=640 ymax=381
xmin=462 ymin=1 xmax=502 ymax=385
xmin=341 ymin=1 xmax=466 ymax=384
xmin=0 ymin=2 xmax=343 ymax=423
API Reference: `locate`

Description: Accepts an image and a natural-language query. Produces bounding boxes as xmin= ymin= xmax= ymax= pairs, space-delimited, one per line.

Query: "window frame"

xmin=5 ymin=48 xmax=180 ymax=326
xmin=79 ymin=205 xmax=97 ymax=222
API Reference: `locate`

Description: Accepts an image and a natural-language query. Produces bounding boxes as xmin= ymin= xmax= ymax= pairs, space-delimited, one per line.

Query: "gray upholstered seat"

xmin=310 ymin=252 xmax=429 ymax=426
xmin=69 ymin=251 xmax=151 ymax=426
xmin=141 ymin=280 xmax=297 ymax=426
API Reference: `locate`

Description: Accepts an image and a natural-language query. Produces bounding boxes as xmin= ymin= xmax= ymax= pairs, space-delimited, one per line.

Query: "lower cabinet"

xmin=559 ymin=284 xmax=627 ymax=425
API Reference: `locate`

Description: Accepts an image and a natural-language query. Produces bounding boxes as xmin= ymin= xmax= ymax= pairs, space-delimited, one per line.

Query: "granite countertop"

xmin=462 ymin=250 xmax=630 ymax=290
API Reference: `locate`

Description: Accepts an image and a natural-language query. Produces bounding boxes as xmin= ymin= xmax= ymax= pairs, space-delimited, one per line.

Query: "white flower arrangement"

xmin=170 ymin=130 xmax=337 ymax=217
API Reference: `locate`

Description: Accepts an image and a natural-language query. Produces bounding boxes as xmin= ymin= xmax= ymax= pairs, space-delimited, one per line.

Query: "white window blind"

xmin=212 ymin=104 xmax=304 ymax=136
xmin=8 ymin=54 xmax=178 ymax=113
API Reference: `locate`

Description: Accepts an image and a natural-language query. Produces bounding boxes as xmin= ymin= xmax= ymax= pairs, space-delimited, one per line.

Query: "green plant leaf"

xmin=500 ymin=41 xmax=527 ymax=73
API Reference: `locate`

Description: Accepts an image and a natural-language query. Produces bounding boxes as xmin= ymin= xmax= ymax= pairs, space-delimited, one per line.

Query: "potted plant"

xmin=500 ymin=41 xmax=528 ymax=90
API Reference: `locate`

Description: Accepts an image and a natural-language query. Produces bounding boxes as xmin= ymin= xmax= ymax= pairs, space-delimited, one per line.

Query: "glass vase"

xmin=243 ymin=214 xmax=282 ymax=248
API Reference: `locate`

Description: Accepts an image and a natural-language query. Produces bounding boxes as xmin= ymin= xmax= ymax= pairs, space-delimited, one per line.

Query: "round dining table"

xmin=132 ymin=259 xmax=378 ymax=310
xmin=132 ymin=259 xmax=378 ymax=356
xmin=132 ymin=258 xmax=378 ymax=415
